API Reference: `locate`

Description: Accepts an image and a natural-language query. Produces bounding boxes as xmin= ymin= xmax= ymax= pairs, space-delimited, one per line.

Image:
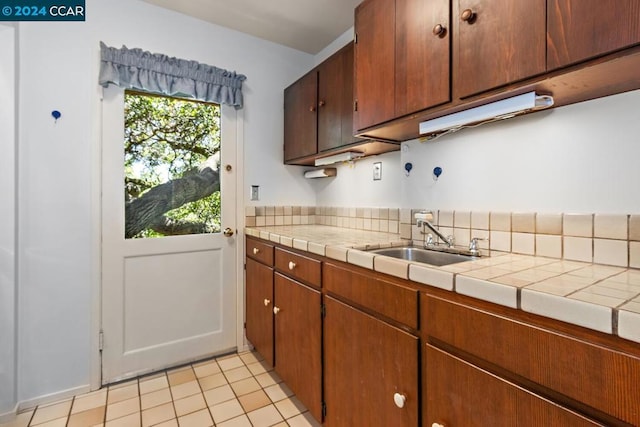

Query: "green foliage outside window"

xmin=124 ymin=92 xmax=222 ymax=238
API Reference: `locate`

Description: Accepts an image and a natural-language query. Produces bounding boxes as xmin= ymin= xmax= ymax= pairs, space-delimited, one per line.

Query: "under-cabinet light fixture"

xmin=314 ymin=151 xmax=364 ymax=166
xmin=419 ymin=91 xmax=554 ymax=137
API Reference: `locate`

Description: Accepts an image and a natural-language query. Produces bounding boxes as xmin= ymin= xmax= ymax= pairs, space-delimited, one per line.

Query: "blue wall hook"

xmin=404 ymin=162 xmax=413 ymax=176
xmin=51 ymin=110 xmax=62 ymax=122
xmin=433 ymin=166 xmax=443 ymax=181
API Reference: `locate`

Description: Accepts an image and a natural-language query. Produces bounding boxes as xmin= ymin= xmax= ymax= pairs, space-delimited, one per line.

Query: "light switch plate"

xmin=373 ymin=162 xmax=382 ymax=180
xmin=250 ymin=185 xmax=259 ymax=201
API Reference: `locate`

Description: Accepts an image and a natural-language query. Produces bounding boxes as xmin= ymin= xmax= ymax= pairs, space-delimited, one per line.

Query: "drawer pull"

xmin=393 ymin=392 xmax=406 ymax=409
xmin=273 ymin=306 xmax=280 ymax=314
xmin=263 ymin=299 xmax=270 ymax=306
xmin=253 ymin=247 xmax=260 ymax=255
xmin=288 ymin=261 xmax=296 ymax=270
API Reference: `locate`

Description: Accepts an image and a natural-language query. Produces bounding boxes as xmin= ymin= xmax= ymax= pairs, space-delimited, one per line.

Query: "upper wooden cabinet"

xmin=454 ymin=0 xmax=546 ymax=98
xmin=284 ymin=70 xmax=318 ymax=162
xmin=354 ymin=0 xmax=640 ymax=142
xmin=547 ymin=0 xmax=640 ymax=70
xmin=284 ymin=43 xmax=370 ymax=164
xmin=354 ymin=0 xmax=450 ymax=131
xmin=318 ymin=43 xmax=357 ymax=153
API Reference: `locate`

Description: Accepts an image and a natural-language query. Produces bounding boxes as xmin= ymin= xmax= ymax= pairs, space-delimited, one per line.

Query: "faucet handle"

xmin=469 ymin=237 xmax=487 ymax=255
xmin=425 ymin=234 xmax=434 ymax=246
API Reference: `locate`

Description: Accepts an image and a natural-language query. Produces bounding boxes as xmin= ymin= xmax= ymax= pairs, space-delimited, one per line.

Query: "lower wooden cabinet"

xmin=245 ymin=237 xmax=640 ymax=425
xmin=273 ymin=273 xmax=322 ymax=422
xmin=324 ymin=296 xmax=419 ymax=427
xmin=425 ymin=345 xmax=602 ymax=427
xmin=245 ymin=258 xmax=274 ymax=366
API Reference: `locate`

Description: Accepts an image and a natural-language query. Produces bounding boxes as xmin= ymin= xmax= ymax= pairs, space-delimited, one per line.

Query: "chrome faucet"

xmin=416 ymin=211 xmax=454 ymax=248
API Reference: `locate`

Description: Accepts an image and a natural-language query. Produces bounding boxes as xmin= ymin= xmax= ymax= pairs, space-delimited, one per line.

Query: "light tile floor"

xmin=1 ymin=351 xmax=320 ymax=427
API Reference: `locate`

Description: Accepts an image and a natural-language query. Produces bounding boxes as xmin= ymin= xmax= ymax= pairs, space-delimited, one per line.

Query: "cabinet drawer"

xmin=275 ymin=248 xmax=322 ymax=288
xmin=423 ymin=294 xmax=640 ymax=426
xmin=246 ymin=237 xmax=274 ymax=266
xmin=324 ymin=262 xmax=418 ymax=329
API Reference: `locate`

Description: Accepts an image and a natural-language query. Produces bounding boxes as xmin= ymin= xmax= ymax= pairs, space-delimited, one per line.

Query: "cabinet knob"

xmin=309 ymin=106 xmax=316 ymax=112
xmin=393 ymin=392 xmax=406 ymax=409
xmin=288 ymin=261 xmax=296 ymax=270
xmin=461 ymin=8 xmax=476 ymax=22
xmin=432 ymin=424 xmax=445 ymax=427
xmin=273 ymin=306 xmax=280 ymax=314
xmin=432 ymin=24 xmax=446 ymax=36
xmin=252 ymin=247 xmax=260 ymax=255
xmin=263 ymin=299 xmax=270 ymax=306
xmin=318 ymin=100 xmax=326 ymax=107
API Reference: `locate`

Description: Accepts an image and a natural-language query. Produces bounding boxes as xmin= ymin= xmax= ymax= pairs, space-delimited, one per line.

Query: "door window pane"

xmin=124 ymin=91 xmax=221 ymax=238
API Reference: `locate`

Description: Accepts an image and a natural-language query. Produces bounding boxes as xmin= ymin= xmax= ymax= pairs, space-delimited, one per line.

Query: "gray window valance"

xmin=99 ymin=42 xmax=246 ymax=108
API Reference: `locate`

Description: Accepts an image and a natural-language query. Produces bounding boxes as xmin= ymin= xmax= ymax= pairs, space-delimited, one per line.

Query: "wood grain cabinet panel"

xmin=275 ymin=248 xmax=321 ymax=288
xmin=395 ymin=0 xmax=451 ymax=117
xmin=547 ymin=0 xmax=640 ymax=70
xmin=355 ymin=0 xmax=450 ymax=130
xmin=273 ymin=273 xmax=322 ymax=422
xmin=354 ymin=0 xmax=396 ymax=130
xmin=284 ymin=70 xmax=318 ymax=162
xmin=425 ymin=345 xmax=603 ymax=427
xmin=246 ymin=237 xmax=274 ymax=265
xmin=454 ymin=0 xmax=546 ymax=98
xmin=318 ymin=43 xmax=361 ymax=153
xmin=423 ymin=294 xmax=640 ymax=426
xmin=324 ymin=262 xmax=419 ymax=329
xmin=324 ymin=296 xmax=419 ymax=427
xmin=285 ymin=43 xmax=364 ymax=164
xmin=245 ymin=257 xmax=274 ymax=366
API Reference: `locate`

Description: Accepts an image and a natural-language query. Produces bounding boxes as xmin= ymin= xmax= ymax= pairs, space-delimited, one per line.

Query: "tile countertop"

xmin=245 ymin=225 xmax=640 ymax=345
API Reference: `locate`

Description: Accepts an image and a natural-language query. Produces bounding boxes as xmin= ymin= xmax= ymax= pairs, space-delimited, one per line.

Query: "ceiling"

xmin=142 ymin=0 xmax=362 ymax=54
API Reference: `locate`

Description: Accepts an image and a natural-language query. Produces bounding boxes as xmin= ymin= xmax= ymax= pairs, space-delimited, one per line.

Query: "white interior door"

xmin=100 ymin=86 xmax=237 ymax=384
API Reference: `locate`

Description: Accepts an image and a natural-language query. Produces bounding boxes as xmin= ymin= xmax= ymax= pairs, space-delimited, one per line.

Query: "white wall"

xmin=400 ymin=89 xmax=640 ymax=213
xmin=0 ymin=23 xmax=16 ymax=416
xmin=313 ymin=152 xmax=403 ymax=207
xmin=313 ymin=89 xmax=640 ymax=212
xmin=10 ymin=0 xmax=312 ymax=409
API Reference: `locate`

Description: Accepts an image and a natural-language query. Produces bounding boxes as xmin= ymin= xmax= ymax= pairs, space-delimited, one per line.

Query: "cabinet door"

xmin=425 ymin=345 xmax=602 ymax=427
xmin=273 ymin=273 xmax=322 ymax=422
xmin=245 ymin=258 xmax=274 ymax=366
xmin=324 ymin=296 xmax=419 ymax=427
xmin=454 ymin=0 xmax=546 ymax=98
xmin=318 ymin=48 xmax=342 ymax=152
xmin=547 ymin=0 xmax=640 ymax=70
xmin=284 ymin=71 xmax=317 ymax=162
xmin=354 ymin=0 xmax=395 ymax=130
xmin=396 ymin=0 xmax=451 ymax=116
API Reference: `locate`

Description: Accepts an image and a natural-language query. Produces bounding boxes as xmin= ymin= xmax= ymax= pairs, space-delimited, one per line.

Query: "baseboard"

xmin=0 ymin=383 xmax=91 ymax=422
xmin=0 ymin=402 xmax=20 ymax=424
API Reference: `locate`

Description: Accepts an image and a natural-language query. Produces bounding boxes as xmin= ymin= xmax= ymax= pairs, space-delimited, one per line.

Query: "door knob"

xmin=273 ymin=306 xmax=280 ymax=314
xmin=264 ymin=299 xmax=271 ymax=306
xmin=223 ymin=228 xmax=234 ymax=237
